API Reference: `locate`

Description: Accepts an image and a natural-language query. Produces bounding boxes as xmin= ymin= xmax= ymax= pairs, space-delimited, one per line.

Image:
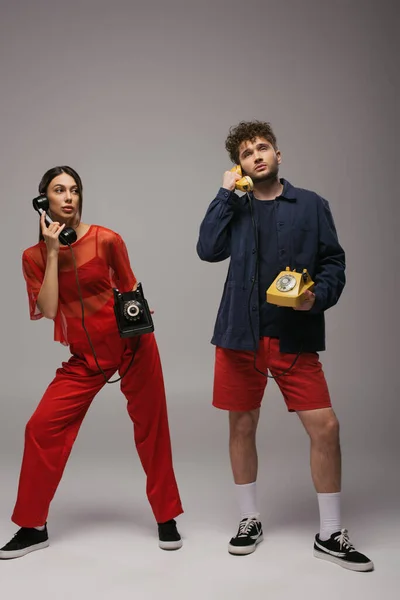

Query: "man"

xmin=196 ymin=121 xmax=373 ymax=572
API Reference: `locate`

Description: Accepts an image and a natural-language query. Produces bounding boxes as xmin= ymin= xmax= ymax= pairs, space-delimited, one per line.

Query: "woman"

xmin=0 ymin=166 xmax=183 ymax=559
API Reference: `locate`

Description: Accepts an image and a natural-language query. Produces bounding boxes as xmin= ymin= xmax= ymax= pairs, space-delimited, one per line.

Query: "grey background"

xmin=0 ymin=1 xmax=398 ymax=598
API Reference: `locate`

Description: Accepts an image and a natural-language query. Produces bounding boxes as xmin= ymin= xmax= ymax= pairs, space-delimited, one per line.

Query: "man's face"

xmin=238 ymin=136 xmax=281 ymax=183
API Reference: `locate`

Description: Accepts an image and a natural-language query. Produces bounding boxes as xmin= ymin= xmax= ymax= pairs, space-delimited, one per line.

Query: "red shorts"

xmin=213 ymin=337 xmax=331 ymax=413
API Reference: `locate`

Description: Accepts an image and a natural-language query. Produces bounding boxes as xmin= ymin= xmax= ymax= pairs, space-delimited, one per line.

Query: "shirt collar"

xmin=249 ymin=178 xmax=297 ymax=203
xmin=279 ymin=178 xmax=297 ymax=201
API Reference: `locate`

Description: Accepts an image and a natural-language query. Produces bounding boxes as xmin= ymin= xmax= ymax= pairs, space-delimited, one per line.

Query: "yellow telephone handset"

xmin=266 ymin=267 xmax=315 ymax=308
xmin=230 ymin=165 xmax=254 ymax=192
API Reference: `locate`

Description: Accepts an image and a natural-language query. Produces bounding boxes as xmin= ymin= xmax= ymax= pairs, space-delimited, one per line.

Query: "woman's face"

xmin=46 ymin=173 xmax=80 ymax=224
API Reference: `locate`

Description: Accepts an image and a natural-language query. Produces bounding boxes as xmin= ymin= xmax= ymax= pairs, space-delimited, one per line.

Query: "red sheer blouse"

xmin=22 ymin=225 xmax=136 ymax=346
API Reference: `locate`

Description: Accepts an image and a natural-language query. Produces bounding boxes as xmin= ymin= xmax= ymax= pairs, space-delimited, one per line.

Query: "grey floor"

xmin=0 ymin=393 xmax=398 ymax=600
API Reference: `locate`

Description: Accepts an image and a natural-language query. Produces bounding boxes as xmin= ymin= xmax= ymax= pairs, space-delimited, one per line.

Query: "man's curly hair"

xmin=225 ymin=120 xmax=278 ymax=164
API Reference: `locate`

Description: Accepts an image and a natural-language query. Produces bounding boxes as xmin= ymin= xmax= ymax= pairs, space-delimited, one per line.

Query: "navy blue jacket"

xmin=196 ymin=179 xmax=346 ymax=353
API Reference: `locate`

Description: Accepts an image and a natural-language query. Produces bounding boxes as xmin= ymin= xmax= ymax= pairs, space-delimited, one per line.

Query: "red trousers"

xmin=12 ymin=332 xmax=183 ymax=527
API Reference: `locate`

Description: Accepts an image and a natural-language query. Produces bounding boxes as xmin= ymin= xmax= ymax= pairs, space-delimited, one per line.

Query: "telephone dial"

xmin=113 ymin=285 xmax=154 ymax=338
xmin=32 ymin=195 xmax=77 ymax=245
xmin=267 ymin=267 xmax=315 ymax=308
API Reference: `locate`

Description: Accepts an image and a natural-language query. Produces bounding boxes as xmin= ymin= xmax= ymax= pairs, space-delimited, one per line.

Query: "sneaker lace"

xmin=335 ymin=528 xmax=355 ymax=552
xmin=237 ymin=518 xmax=257 ymax=537
xmin=12 ymin=528 xmax=27 ymax=541
xmin=2 ymin=528 xmax=31 ymax=550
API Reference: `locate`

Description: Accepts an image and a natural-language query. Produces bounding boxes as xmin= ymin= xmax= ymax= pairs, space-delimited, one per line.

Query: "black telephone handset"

xmin=32 ymin=195 xmax=77 ymax=245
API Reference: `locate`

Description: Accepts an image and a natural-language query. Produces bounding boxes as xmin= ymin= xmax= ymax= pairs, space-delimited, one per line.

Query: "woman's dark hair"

xmin=38 ymin=165 xmax=83 ymax=242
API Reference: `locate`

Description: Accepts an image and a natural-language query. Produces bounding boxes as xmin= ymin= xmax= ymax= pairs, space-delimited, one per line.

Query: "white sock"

xmin=34 ymin=525 xmax=45 ymax=531
xmin=235 ymin=482 xmax=260 ymax=520
xmin=317 ymin=492 xmax=341 ymax=541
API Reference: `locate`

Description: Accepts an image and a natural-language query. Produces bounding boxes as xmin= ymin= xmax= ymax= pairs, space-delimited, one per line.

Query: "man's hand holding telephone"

xmin=222 ymin=165 xmax=254 ymax=193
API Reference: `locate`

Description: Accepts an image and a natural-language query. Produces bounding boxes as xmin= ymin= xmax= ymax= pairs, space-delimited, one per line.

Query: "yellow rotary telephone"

xmin=266 ymin=267 xmax=315 ymax=308
xmin=230 ymin=165 xmax=254 ymax=192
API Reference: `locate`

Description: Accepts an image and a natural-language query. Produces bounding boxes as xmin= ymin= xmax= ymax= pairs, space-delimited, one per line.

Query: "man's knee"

xmin=229 ymin=410 xmax=259 ymax=439
xmin=311 ymin=413 xmax=340 ymax=446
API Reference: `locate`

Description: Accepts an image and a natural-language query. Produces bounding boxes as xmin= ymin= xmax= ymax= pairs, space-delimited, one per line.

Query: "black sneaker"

xmin=314 ymin=528 xmax=374 ymax=572
xmin=228 ymin=517 xmax=263 ymax=555
xmin=0 ymin=525 xmax=49 ymax=560
xmin=157 ymin=519 xmax=182 ymax=550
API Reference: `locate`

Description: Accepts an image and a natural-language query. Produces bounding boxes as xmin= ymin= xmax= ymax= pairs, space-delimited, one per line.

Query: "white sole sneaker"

xmin=159 ymin=539 xmax=183 ymax=551
xmin=0 ymin=540 xmax=50 ymax=560
xmin=313 ymin=548 xmax=374 ymax=572
xmin=228 ymin=534 xmax=264 ymax=556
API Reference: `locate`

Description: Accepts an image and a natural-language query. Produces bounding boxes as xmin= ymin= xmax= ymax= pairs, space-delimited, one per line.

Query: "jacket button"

xmin=251 ymin=276 xmax=255 ymax=282
xmin=252 ymin=305 xmax=257 ymax=311
xmin=252 ymin=248 xmax=256 ymax=254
